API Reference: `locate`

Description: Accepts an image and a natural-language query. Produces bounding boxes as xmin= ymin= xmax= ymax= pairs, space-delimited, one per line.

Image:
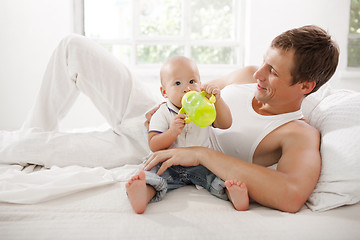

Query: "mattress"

xmin=0 ymin=164 xmax=359 ymax=240
xmin=1 ymin=85 xmax=360 ymax=239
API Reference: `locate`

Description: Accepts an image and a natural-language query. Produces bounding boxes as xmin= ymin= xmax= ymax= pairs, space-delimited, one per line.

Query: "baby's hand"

xmin=202 ymin=83 xmax=221 ymax=101
xmin=170 ymin=114 xmax=186 ymax=136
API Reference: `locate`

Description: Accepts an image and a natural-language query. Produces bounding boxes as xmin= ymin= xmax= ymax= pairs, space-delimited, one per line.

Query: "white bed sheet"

xmin=0 ymin=164 xmax=359 ymax=240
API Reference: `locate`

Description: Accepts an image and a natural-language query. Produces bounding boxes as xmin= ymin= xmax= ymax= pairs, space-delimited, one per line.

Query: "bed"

xmin=1 ymin=84 xmax=360 ymax=239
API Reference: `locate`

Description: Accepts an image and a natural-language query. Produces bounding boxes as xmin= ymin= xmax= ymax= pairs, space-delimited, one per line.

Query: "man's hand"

xmin=143 ymin=147 xmax=203 ymax=175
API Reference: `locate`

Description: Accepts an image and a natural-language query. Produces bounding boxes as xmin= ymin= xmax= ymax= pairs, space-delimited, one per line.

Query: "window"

xmin=80 ymin=0 xmax=244 ymax=70
xmin=348 ymin=0 xmax=360 ymax=68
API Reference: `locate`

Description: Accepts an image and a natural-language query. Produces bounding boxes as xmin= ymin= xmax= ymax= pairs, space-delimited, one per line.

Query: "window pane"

xmin=348 ymin=0 xmax=360 ymax=67
xmin=136 ymin=45 xmax=184 ymax=64
xmin=101 ymin=44 xmax=131 ymax=65
xmin=348 ymin=39 xmax=360 ymax=67
xmin=83 ymin=0 xmax=242 ymax=66
xmin=191 ymin=46 xmax=236 ymax=64
xmin=139 ymin=0 xmax=182 ymax=37
xmin=191 ymin=0 xmax=234 ymax=40
xmin=84 ymin=0 xmax=132 ymax=39
xmin=349 ymin=0 xmax=360 ymax=34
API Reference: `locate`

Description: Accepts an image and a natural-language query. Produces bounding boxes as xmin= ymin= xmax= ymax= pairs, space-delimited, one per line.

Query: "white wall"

xmin=0 ymin=0 xmax=73 ymax=130
xmin=243 ymin=0 xmax=356 ymax=90
xmin=0 ymin=0 xmax=358 ymax=130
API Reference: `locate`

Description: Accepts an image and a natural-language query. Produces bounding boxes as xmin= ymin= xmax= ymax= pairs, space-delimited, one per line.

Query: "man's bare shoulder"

xmin=254 ymin=118 xmax=320 ymax=166
xmin=262 ymin=119 xmax=320 ymax=152
xmin=275 ymin=119 xmax=321 ymax=188
xmin=282 ymin=119 xmax=319 ymax=137
xmin=277 ymin=119 xmax=321 ymax=152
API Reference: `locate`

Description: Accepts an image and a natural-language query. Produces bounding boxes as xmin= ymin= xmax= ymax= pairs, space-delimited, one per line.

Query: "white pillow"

xmin=302 ymin=86 xmax=360 ymax=211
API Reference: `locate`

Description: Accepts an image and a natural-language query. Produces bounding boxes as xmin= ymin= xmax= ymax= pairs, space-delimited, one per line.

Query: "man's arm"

xmin=208 ymin=65 xmax=258 ymax=90
xmin=201 ymin=65 xmax=258 ymax=129
xmin=239 ymin=122 xmax=320 ymax=212
xmin=144 ymin=121 xmax=321 ymax=213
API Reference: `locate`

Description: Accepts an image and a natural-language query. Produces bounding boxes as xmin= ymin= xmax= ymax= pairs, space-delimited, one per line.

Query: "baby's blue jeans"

xmin=145 ymin=164 xmax=228 ymax=203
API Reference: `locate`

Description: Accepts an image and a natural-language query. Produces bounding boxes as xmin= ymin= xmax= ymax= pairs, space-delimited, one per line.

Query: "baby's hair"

xmin=160 ymin=56 xmax=199 ymax=86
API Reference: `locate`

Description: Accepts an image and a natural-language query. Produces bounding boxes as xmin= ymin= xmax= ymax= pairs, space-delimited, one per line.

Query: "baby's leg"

xmin=126 ymin=170 xmax=156 ymax=214
xmin=225 ymin=180 xmax=249 ymax=211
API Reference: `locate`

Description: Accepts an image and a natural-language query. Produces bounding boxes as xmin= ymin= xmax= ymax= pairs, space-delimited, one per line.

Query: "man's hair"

xmin=271 ymin=25 xmax=339 ymax=95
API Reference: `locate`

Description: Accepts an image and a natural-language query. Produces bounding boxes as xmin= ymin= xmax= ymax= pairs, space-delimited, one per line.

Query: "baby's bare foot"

xmin=225 ymin=180 xmax=249 ymax=211
xmin=126 ymin=170 xmax=148 ymax=214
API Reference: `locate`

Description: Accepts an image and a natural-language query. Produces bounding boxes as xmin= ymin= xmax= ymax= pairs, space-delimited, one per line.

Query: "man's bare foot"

xmin=126 ymin=170 xmax=149 ymax=214
xmin=225 ymin=180 xmax=249 ymax=211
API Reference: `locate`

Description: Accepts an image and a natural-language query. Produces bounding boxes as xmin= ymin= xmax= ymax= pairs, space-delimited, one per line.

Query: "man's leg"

xmin=0 ymin=128 xmax=150 ymax=168
xmin=1 ymin=35 xmax=159 ymax=167
xmin=22 ymin=34 xmax=158 ymax=132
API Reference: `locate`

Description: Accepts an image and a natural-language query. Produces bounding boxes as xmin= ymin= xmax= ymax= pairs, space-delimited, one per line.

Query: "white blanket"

xmin=0 ymin=164 xmax=140 ymax=204
xmin=0 ymin=162 xmax=359 ymax=240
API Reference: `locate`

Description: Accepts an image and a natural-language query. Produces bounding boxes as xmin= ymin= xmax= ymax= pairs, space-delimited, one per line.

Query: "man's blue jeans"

xmin=145 ymin=164 xmax=228 ymax=203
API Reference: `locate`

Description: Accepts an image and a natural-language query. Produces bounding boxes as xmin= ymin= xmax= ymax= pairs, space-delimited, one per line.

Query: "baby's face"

xmin=161 ymin=64 xmax=201 ymax=108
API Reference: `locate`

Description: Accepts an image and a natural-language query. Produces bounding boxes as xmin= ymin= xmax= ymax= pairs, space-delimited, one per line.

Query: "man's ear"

xmin=301 ymin=81 xmax=316 ymax=95
xmin=160 ymin=86 xmax=167 ymax=98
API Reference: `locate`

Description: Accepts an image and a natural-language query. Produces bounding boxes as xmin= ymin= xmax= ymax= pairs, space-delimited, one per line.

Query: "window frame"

xmin=347 ymin=33 xmax=360 ymax=72
xmin=342 ymin=0 xmax=360 ymax=80
xmin=73 ymin=0 xmax=246 ymax=79
xmin=348 ymin=0 xmax=360 ymax=69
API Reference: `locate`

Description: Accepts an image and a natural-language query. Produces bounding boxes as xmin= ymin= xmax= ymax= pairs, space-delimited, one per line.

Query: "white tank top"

xmin=210 ymin=84 xmax=304 ymax=163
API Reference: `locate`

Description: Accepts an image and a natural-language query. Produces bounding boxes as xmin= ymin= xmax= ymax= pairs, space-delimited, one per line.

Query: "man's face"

xmin=253 ymin=47 xmax=304 ymax=109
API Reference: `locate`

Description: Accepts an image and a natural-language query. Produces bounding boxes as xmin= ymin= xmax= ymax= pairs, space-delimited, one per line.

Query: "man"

xmin=0 ymin=25 xmax=338 ymax=213
xmin=143 ymin=25 xmax=339 ymax=213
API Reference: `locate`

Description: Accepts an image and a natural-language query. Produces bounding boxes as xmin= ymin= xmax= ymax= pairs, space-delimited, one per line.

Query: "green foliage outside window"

xmin=139 ymin=0 xmax=182 ymax=37
xmin=138 ymin=0 xmax=236 ymax=64
xmin=191 ymin=46 xmax=235 ymax=64
xmin=137 ymin=45 xmax=184 ymax=64
xmin=190 ymin=0 xmax=234 ymax=40
xmin=85 ymin=0 xmax=238 ymax=65
xmin=348 ymin=0 xmax=360 ymax=67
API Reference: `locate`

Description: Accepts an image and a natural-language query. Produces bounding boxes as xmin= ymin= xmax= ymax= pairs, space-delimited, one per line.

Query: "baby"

xmin=126 ymin=56 xmax=249 ymax=213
